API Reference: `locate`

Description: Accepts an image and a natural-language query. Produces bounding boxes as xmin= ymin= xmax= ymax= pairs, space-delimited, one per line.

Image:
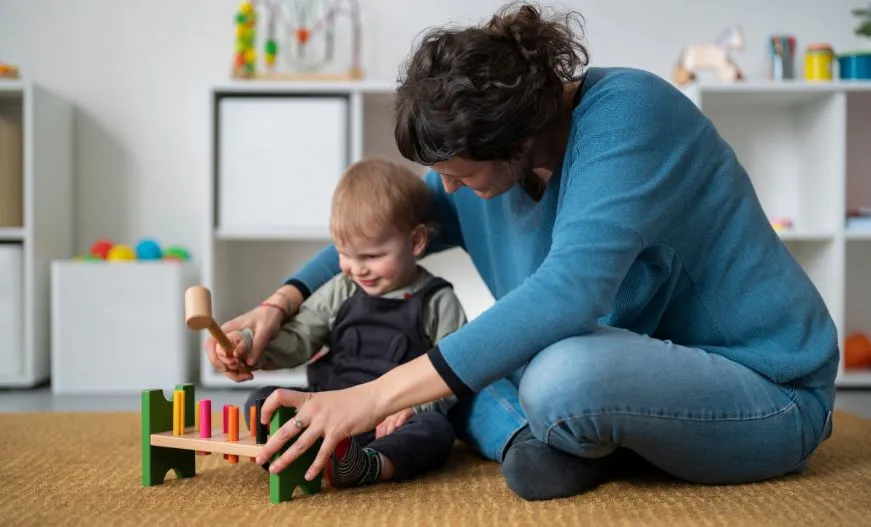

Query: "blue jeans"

xmin=449 ymin=326 xmax=835 ymax=484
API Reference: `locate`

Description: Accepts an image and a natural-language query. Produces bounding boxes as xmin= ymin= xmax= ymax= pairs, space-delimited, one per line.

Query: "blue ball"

xmin=135 ymin=238 xmax=163 ymax=260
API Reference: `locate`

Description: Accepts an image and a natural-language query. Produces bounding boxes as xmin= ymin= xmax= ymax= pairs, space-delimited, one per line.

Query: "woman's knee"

xmin=518 ymin=329 xmax=629 ymax=419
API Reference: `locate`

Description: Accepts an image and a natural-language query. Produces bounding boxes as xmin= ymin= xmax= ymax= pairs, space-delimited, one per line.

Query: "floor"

xmin=0 ymin=386 xmax=869 ymax=418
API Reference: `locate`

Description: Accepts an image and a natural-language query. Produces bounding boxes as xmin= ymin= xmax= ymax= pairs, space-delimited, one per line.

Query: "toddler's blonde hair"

xmin=330 ymin=156 xmax=435 ymax=246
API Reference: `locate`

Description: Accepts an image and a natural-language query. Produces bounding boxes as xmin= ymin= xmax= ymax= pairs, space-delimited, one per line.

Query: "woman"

xmin=206 ymin=3 xmax=838 ymax=501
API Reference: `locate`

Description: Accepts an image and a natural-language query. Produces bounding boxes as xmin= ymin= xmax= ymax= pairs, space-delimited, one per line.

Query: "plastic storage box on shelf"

xmin=50 ymin=258 xmax=197 ymax=394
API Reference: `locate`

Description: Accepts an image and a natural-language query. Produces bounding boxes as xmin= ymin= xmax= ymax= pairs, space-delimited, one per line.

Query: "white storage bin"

xmin=216 ymin=95 xmax=349 ymax=235
xmin=0 ymin=244 xmax=23 ymax=380
xmin=50 ymin=260 xmax=197 ymax=394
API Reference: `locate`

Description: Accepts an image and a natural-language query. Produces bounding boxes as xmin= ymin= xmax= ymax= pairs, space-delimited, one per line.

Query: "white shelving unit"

xmin=0 ymin=81 xmax=74 ymax=387
xmin=685 ymin=80 xmax=871 ymax=388
xmin=203 ymin=79 xmax=495 ymax=388
xmin=203 ymin=78 xmax=871 ymax=389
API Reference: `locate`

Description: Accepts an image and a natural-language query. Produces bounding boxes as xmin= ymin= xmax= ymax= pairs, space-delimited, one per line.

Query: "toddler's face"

xmin=336 ymin=226 xmax=425 ymax=296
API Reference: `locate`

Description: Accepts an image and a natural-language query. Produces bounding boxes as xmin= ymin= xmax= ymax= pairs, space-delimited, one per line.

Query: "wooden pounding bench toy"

xmin=141 ymin=285 xmax=322 ymax=504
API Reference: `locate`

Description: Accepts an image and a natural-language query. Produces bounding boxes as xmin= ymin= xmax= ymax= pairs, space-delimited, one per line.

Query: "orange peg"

xmin=227 ymin=405 xmax=239 ymax=464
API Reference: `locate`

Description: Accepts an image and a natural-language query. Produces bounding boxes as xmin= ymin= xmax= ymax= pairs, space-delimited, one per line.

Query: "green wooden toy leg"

xmin=141 ymin=383 xmax=196 ymax=486
xmin=269 ymin=407 xmax=323 ymax=504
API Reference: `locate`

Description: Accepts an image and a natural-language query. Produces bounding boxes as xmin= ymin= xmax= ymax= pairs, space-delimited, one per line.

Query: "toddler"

xmin=217 ymin=156 xmax=467 ymax=487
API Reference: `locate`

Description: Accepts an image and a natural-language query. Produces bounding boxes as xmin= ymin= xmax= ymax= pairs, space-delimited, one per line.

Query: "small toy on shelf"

xmin=673 ymin=25 xmax=745 ymax=86
xmin=769 ymin=217 xmax=794 ymax=232
xmin=845 ymin=333 xmax=871 ymax=370
xmin=230 ymin=0 xmax=364 ymax=81
xmin=80 ymin=238 xmax=191 ymax=262
xmin=0 ymin=63 xmax=19 ymax=79
xmin=142 ymin=383 xmax=322 ymax=503
xmin=135 ymin=238 xmax=163 ymax=260
xmin=233 ymin=1 xmax=258 ymax=78
xmin=805 ymin=43 xmax=836 ymax=81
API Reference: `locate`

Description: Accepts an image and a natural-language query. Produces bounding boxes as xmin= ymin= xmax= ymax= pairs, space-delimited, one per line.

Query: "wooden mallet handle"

xmin=185 ymin=286 xmax=250 ymax=374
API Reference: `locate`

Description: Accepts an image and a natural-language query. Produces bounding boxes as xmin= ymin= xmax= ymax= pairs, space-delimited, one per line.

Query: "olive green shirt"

xmin=255 ymin=267 xmax=467 ymax=415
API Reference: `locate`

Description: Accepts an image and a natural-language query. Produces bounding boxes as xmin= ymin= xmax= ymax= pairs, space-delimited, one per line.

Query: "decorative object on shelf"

xmin=805 ymin=43 xmax=836 ymax=81
xmin=233 ymin=1 xmax=258 ymax=78
xmin=845 ymin=333 xmax=871 ymax=370
xmin=673 ymin=25 xmax=745 ymax=86
xmin=769 ymin=217 xmax=794 ymax=232
xmin=82 ymin=238 xmax=191 ymax=261
xmin=230 ymin=0 xmax=363 ymax=81
xmin=768 ymin=35 xmax=796 ymax=80
xmin=0 ymin=63 xmax=19 ymax=79
xmin=838 ymin=4 xmax=871 ymax=80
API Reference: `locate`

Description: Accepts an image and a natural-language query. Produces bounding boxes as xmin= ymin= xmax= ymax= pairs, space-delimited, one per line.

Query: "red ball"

xmin=91 ymin=239 xmax=114 ymax=259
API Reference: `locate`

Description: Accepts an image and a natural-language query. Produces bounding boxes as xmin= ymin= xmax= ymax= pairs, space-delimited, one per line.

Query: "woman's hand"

xmin=253 ymin=354 xmax=454 ymax=480
xmin=255 ymin=384 xmax=387 ymax=480
xmin=203 ymin=286 xmax=303 ymax=379
xmin=375 ymin=408 xmax=415 ymax=439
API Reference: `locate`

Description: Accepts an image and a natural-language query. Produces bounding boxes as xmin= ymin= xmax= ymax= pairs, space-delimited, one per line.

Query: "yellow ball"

xmin=240 ymin=1 xmax=253 ymax=14
xmin=244 ymin=48 xmax=256 ymax=62
xmin=107 ymin=244 xmax=135 ymax=261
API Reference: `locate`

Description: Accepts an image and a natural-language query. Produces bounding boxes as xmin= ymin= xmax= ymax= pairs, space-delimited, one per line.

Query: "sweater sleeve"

xmin=428 ymin=71 xmax=711 ymax=395
xmin=285 ymin=170 xmax=464 ymax=295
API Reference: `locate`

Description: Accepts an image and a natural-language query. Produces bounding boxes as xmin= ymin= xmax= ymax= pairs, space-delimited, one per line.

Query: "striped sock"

xmin=329 ymin=437 xmax=382 ymax=487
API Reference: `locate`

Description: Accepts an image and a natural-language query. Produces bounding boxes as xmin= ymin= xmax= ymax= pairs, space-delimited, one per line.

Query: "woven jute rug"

xmin=1 ymin=410 xmax=869 ymax=526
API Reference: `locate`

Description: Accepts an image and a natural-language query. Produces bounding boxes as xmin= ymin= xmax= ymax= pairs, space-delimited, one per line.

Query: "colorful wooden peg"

xmin=227 ymin=405 xmax=239 ymax=464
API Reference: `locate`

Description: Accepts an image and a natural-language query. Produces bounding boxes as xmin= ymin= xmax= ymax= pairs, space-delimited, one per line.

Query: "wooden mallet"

xmin=185 ymin=285 xmax=249 ymax=375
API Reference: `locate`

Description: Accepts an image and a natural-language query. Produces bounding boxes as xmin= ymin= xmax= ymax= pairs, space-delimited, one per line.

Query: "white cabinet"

xmin=0 ymin=245 xmax=23 ymax=379
xmin=0 ymin=82 xmax=73 ymax=387
xmin=686 ymin=82 xmax=871 ymax=387
xmin=217 ymin=96 xmax=349 ymax=237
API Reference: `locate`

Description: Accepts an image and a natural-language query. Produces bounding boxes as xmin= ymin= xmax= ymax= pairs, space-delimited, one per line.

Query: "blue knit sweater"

xmin=287 ymin=67 xmax=840 ymax=397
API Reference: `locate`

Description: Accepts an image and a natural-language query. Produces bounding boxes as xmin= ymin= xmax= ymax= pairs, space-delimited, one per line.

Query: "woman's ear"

xmin=411 ymin=224 xmax=429 ymax=258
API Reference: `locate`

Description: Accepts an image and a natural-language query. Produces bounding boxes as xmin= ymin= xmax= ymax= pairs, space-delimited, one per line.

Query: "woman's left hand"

xmin=254 ymin=383 xmax=386 ymax=480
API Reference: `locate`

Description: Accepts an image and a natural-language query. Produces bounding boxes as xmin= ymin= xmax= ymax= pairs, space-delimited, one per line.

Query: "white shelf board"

xmin=685 ymin=80 xmax=871 ymax=108
xmin=0 ymin=80 xmax=26 ymax=96
xmin=777 ymin=230 xmax=836 ymax=241
xmin=214 ymin=226 xmax=331 ymax=241
xmin=212 ymin=79 xmax=397 ymax=95
xmin=0 ymin=228 xmax=25 ymax=241
xmin=694 ymin=80 xmax=871 ymax=93
xmin=837 ymin=370 xmax=871 ymax=387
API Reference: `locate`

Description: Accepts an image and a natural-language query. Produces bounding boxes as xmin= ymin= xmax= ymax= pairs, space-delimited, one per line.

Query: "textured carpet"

xmin=1 ymin=410 xmax=870 ymax=526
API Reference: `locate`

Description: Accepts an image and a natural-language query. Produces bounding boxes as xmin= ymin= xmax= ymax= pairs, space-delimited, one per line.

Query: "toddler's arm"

xmin=246 ymin=275 xmax=350 ymax=370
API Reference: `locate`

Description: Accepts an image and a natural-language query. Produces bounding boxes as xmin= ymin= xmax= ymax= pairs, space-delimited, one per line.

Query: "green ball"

xmin=265 ymin=40 xmax=278 ymax=54
xmin=235 ymin=13 xmax=248 ymax=24
xmin=163 ymin=246 xmax=190 ymax=261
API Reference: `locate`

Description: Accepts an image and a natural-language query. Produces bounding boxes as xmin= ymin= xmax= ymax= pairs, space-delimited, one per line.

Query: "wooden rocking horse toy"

xmin=673 ymin=25 xmax=745 ymax=86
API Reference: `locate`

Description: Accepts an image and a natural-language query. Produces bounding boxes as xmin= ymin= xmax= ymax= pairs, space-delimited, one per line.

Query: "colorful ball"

xmin=107 ymin=244 xmax=135 ymax=261
xmin=135 ymin=238 xmax=163 ymax=260
xmin=90 ymin=239 xmax=114 ymax=259
xmin=163 ymin=246 xmax=190 ymax=261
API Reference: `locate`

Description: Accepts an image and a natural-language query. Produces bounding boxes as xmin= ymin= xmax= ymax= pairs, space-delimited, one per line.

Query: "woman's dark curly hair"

xmin=394 ymin=2 xmax=590 ymax=165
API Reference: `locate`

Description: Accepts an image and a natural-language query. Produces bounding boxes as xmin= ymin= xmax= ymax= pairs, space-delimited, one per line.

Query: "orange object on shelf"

xmin=844 ymin=333 xmax=871 ymax=370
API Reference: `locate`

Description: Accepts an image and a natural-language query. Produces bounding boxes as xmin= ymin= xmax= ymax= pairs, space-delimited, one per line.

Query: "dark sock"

xmin=329 ymin=437 xmax=382 ymax=487
xmin=501 ymin=425 xmax=616 ymax=501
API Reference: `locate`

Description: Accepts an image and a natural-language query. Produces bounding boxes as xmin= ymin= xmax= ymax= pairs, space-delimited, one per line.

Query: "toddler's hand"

xmin=375 ymin=408 xmax=414 ymax=439
xmin=215 ymin=330 xmax=252 ymax=380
